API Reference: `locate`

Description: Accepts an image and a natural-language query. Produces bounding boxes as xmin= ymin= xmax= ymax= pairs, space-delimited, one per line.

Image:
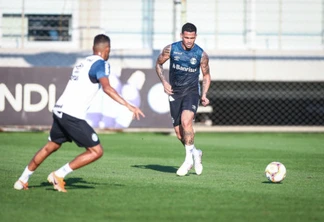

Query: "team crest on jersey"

xmin=92 ymin=133 xmax=98 ymax=142
xmin=190 ymin=57 xmax=197 ymax=65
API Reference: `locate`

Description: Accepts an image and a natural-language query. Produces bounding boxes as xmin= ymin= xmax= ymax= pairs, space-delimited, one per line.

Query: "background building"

xmin=1 ymin=0 xmax=324 ymax=129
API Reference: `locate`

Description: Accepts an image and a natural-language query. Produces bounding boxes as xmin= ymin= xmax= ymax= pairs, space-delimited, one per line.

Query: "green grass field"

xmin=0 ymin=132 xmax=323 ymax=222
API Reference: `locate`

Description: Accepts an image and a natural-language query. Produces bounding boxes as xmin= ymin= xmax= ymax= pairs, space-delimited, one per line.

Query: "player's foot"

xmin=13 ymin=180 xmax=28 ymax=190
xmin=193 ymin=149 xmax=203 ymax=175
xmin=47 ymin=172 xmax=67 ymax=192
xmin=176 ymin=162 xmax=193 ymax=176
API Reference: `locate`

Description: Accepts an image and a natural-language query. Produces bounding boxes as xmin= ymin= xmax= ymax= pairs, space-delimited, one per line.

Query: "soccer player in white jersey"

xmin=14 ymin=34 xmax=145 ymax=192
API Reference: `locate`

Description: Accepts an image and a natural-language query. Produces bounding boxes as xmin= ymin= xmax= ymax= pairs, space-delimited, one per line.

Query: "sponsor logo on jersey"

xmin=172 ymin=64 xmax=197 ymax=72
xmin=192 ymin=105 xmax=197 ymax=110
xmin=54 ymin=104 xmax=63 ymax=108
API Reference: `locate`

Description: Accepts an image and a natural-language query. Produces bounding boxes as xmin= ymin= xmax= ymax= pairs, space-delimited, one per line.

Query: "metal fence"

xmin=197 ymin=81 xmax=324 ymax=126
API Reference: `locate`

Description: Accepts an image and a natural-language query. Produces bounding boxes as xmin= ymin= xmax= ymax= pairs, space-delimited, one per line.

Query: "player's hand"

xmin=201 ymin=96 xmax=210 ymax=107
xmin=163 ymin=82 xmax=173 ymax=95
xmin=128 ymin=105 xmax=145 ymax=120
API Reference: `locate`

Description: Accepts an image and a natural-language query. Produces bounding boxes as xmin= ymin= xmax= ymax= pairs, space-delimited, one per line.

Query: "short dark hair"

xmin=93 ymin=34 xmax=110 ymax=46
xmin=181 ymin=23 xmax=197 ymax=34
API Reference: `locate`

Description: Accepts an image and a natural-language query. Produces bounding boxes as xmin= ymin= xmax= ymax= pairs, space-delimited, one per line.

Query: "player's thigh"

xmin=182 ymin=94 xmax=200 ymax=117
xmin=169 ymin=98 xmax=182 ymax=127
xmin=49 ymin=114 xmax=72 ymax=144
xmin=61 ymin=113 xmax=100 ymax=148
xmin=181 ymin=110 xmax=195 ymax=123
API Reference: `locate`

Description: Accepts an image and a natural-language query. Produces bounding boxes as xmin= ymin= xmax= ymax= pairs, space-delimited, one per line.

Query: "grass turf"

xmin=0 ymin=132 xmax=323 ymax=222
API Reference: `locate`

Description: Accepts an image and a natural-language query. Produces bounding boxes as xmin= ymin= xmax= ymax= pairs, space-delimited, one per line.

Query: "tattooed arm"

xmin=155 ymin=45 xmax=173 ymax=95
xmin=200 ymin=51 xmax=211 ymax=106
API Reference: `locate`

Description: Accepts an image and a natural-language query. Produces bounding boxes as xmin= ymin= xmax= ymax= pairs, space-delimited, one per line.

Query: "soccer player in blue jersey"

xmin=14 ymin=34 xmax=145 ymax=192
xmin=155 ymin=23 xmax=211 ymax=176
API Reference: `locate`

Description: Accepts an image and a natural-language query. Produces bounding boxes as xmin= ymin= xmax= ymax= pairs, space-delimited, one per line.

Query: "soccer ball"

xmin=265 ymin=162 xmax=286 ymax=183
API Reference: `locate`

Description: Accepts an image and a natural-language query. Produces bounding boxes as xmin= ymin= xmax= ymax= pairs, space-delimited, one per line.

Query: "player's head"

xmin=180 ymin=23 xmax=197 ymax=50
xmin=93 ymin=34 xmax=111 ymax=61
xmin=181 ymin=23 xmax=197 ymax=34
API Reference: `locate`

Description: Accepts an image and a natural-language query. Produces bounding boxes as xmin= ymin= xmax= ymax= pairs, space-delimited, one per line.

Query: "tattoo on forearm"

xmin=202 ymin=79 xmax=207 ymax=94
xmin=157 ymin=64 xmax=165 ymax=80
xmin=204 ymin=66 xmax=210 ymax=75
xmin=200 ymin=52 xmax=211 ymax=96
xmin=156 ymin=45 xmax=171 ymax=83
xmin=203 ymin=79 xmax=210 ymax=95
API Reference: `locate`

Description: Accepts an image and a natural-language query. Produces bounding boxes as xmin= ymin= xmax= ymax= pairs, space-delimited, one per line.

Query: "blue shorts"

xmin=169 ymin=93 xmax=200 ymax=127
xmin=49 ymin=112 xmax=100 ymax=148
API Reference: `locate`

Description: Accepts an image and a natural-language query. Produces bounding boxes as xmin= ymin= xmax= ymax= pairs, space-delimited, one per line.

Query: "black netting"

xmin=27 ymin=14 xmax=72 ymax=41
xmin=197 ymin=81 xmax=324 ymax=126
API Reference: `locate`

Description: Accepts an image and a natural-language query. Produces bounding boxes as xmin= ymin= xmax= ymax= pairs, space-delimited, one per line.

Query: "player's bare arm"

xmin=99 ymin=77 xmax=145 ymax=120
xmin=200 ymin=51 xmax=211 ymax=107
xmin=155 ymin=45 xmax=173 ymax=95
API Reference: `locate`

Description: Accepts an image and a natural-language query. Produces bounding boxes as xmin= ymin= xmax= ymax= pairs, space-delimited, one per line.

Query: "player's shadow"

xmin=261 ymin=181 xmax=284 ymax=185
xmin=30 ymin=177 xmax=123 ymax=191
xmin=132 ymin=164 xmax=177 ymax=173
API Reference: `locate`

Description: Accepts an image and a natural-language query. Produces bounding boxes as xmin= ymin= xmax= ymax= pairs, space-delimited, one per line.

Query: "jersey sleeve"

xmin=88 ymin=59 xmax=110 ymax=82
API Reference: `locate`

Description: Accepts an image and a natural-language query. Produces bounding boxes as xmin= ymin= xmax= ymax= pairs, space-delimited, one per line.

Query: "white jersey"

xmin=53 ymin=55 xmax=110 ymax=119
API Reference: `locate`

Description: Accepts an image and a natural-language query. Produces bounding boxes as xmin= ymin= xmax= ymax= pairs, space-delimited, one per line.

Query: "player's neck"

xmin=181 ymin=42 xmax=194 ymax=51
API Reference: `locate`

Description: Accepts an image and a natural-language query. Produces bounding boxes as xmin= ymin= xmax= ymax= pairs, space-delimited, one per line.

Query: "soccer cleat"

xmin=176 ymin=162 xmax=193 ymax=176
xmin=13 ymin=180 xmax=29 ymax=190
xmin=47 ymin=172 xmax=67 ymax=192
xmin=193 ymin=149 xmax=203 ymax=175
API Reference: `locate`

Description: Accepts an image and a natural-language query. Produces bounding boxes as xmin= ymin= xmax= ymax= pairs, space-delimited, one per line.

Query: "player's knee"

xmin=97 ymin=148 xmax=104 ymax=159
xmin=91 ymin=145 xmax=104 ymax=159
xmin=44 ymin=141 xmax=61 ymax=153
xmin=181 ymin=120 xmax=192 ymax=129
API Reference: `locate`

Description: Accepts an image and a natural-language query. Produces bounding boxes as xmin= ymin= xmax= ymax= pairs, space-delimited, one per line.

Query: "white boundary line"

xmin=123 ymin=126 xmax=324 ymax=133
xmin=1 ymin=125 xmax=324 ymax=133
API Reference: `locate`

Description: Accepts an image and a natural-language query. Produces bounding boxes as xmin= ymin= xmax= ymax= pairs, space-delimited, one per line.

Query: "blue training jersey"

xmin=169 ymin=41 xmax=203 ymax=98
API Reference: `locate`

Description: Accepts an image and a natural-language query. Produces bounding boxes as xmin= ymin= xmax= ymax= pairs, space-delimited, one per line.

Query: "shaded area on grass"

xmin=28 ymin=177 xmax=124 ymax=191
xmin=132 ymin=164 xmax=177 ymax=173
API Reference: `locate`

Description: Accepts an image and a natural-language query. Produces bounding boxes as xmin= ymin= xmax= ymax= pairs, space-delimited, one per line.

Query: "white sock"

xmin=19 ymin=166 xmax=34 ymax=183
xmin=185 ymin=145 xmax=194 ymax=164
xmin=55 ymin=163 xmax=73 ymax=178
